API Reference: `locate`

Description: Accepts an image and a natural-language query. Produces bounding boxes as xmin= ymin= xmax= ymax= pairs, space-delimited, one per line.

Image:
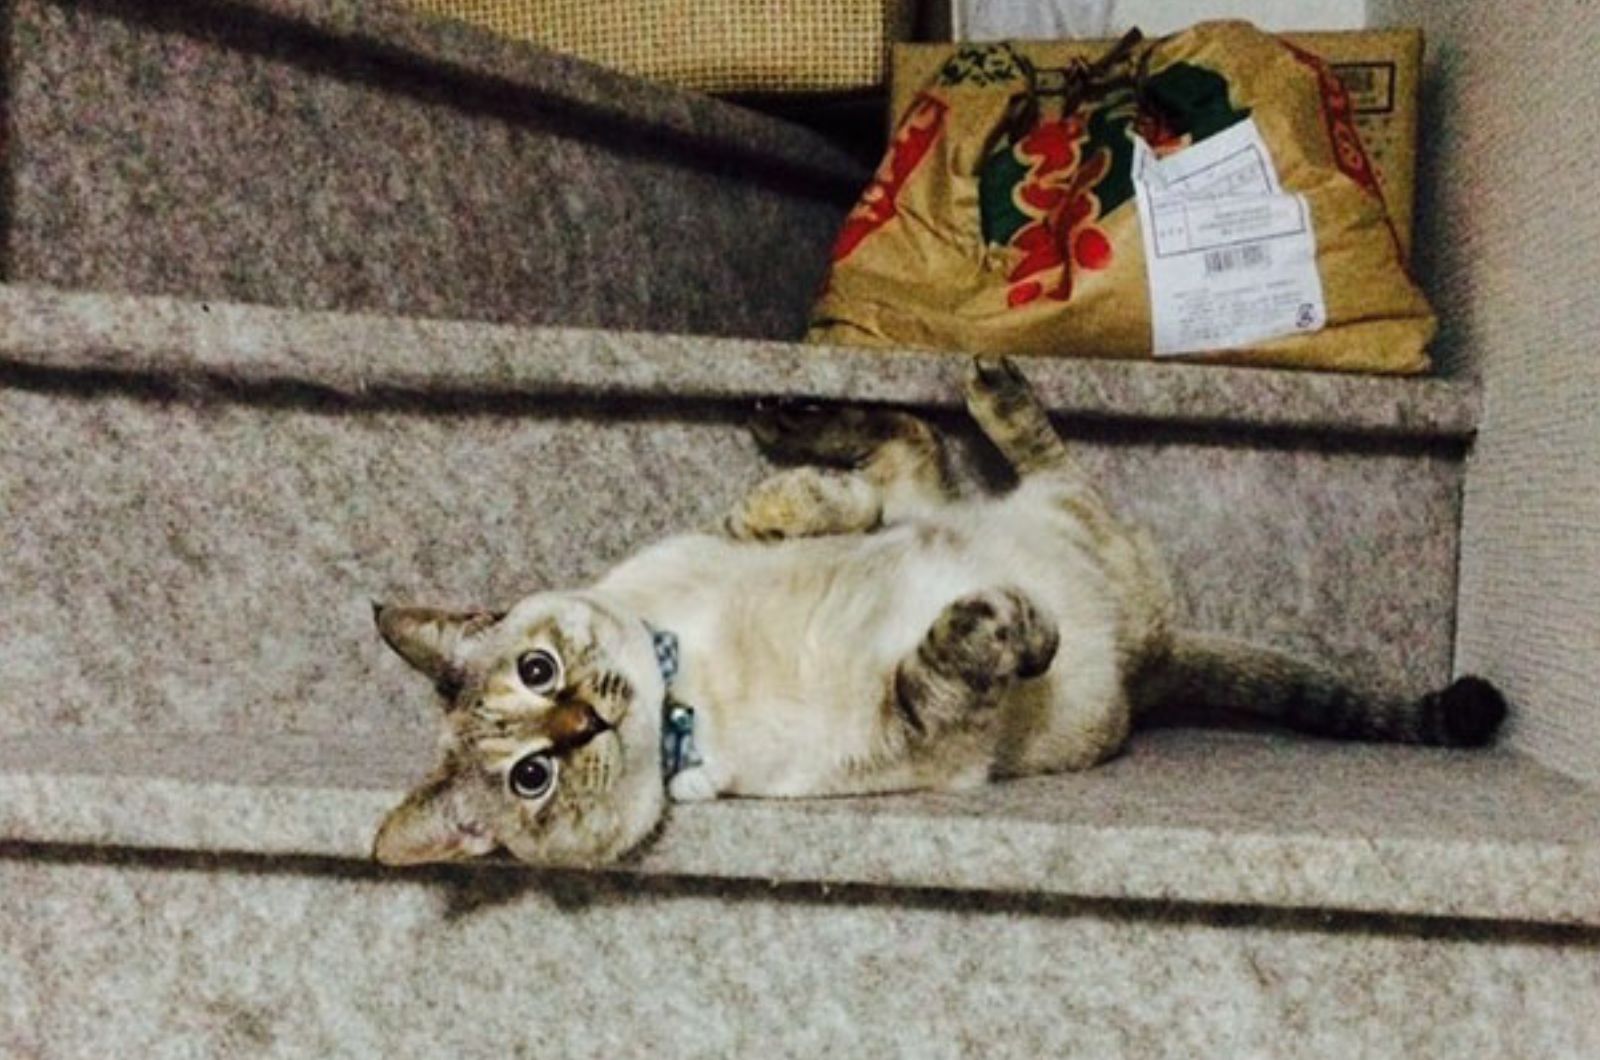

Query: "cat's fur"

xmin=372 ymin=357 xmax=1506 ymax=868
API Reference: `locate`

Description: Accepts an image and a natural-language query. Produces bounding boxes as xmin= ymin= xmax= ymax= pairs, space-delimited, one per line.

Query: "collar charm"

xmin=662 ymin=700 xmax=703 ymax=779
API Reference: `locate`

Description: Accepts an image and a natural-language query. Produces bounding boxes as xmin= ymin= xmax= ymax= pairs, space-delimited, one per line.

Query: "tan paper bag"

xmin=809 ymin=22 xmax=1435 ymax=373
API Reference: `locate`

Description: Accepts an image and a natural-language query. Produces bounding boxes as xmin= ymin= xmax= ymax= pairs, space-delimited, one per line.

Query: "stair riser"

xmin=4 ymin=853 xmax=1595 ymax=1058
xmin=1 ymin=0 xmax=854 ymax=338
xmin=0 ymin=379 xmax=1461 ymax=734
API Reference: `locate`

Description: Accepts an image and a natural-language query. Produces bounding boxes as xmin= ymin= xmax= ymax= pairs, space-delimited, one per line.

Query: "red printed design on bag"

xmin=831 ymin=95 xmax=948 ymax=263
xmin=1132 ymin=108 xmax=1190 ymax=159
xmin=1003 ymin=117 xmax=1114 ymax=307
xmin=1281 ymin=40 xmax=1383 ymax=202
xmin=1282 ymin=39 xmax=1409 ymax=259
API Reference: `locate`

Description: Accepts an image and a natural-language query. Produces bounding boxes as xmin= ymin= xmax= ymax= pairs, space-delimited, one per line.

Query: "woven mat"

xmin=408 ymin=0 xmax=915 ymax=94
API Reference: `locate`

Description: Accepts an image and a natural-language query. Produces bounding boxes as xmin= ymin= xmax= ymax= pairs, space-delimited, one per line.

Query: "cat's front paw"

xmin=667 ymin=766 xmax=720 ymax=803
xmin=723 ymin=467 xmax=880 ymax=542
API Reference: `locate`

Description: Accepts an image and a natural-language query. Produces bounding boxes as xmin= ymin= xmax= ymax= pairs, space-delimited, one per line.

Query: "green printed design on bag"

xmin=1141 ymin=63 xmax=1251 ymax=143
xmin=936 ymin=45 xmax=1029 ymax=89
xmin=1077 ymin=94 xmax=1140 ymax=221
xmin=980 ymin=62 xmax=1249 ymax=249
xmin=976 ymin=59 xmax=1250 ymax=308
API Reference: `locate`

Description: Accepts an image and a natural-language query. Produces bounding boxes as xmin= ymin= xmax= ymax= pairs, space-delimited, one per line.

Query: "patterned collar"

xmin=650 ymin=627 xmax=701 ymax=781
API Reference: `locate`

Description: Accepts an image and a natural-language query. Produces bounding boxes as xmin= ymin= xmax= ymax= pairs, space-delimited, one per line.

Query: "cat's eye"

xmin=508 ymin=752 xmax=558 ymax=800
xmin=517 ymin=649 xmax=562 ymax=694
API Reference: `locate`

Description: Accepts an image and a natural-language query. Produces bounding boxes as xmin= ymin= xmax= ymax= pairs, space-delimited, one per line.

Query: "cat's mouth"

xmin=544 ymin=701 xmax=615 ymax=756
xmin=559 ymin=726 xmax=624 ymax=797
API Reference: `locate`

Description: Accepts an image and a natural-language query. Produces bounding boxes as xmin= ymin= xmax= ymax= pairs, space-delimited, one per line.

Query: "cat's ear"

xmin=373 ymin=765 xmax=497 ymax=866
xmin=373 ymin=603 xmax=503 ymax=683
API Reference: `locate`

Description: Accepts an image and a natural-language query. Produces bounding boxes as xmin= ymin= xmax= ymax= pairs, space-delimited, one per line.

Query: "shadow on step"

xmin=7 ymin=839 xmax=1597 ymax=948
xmin=0 ymin=357 xmax=1468 ymax=461
xmin=0 ymin=356 xmax=744 ymax=427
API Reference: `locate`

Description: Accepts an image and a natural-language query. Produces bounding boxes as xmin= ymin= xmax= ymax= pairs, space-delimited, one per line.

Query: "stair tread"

xmin=1 ymin=284 xmax=1479 ymax=438
xmin=4 ymin=728 xmax=1596 ymax=926
xmin=149 ymin=0 xmax=866 ymax=189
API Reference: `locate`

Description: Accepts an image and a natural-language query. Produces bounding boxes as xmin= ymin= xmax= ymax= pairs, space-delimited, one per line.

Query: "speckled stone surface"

xmin=2 ymin=843 xmax=1599 ymax=1058
xmin=5 ymin=730 xmax=1600 ymax=927
xmin=0 ymin=0 xmax=862 ymax=338
xmin=0 ymin=286 xmax=1468 ymax=733
xmin=0 ymin=285 xmax=1481 ymax=437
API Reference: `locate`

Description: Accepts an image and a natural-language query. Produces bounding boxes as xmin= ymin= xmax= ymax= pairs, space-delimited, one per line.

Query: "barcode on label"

xmin=1203 ymin=244 xmax=1271 ymax=275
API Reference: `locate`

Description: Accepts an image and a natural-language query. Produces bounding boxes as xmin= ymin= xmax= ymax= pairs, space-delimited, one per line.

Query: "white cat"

xmin=372 ymin=357 xmax=1505 ymax=867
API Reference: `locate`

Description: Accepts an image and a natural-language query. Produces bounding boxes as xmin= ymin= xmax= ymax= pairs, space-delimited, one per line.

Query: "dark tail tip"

xmin=1432 ymin=675 xmax=1508 ymax=747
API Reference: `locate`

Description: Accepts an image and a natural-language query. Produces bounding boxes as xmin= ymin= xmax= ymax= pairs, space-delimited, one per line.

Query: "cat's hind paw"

xmin=750 ymin=400 xmax=936 ymax=468
xmin=962 ymin=357 xmax=1074 ymax=477
xmin=894 ymin=586 xmax=1060 ymax=738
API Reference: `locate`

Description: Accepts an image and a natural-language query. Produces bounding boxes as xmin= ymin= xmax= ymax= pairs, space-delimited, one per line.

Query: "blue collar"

xmin=650 ymin=627 xmax=701 ymax=781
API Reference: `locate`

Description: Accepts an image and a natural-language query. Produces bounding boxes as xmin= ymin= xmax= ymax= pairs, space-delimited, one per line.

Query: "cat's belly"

xmin=652 ymin=529 xmax=992 ymax=795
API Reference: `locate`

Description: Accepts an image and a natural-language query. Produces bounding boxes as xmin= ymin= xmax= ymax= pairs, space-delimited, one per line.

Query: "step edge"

xmin=0 ymin=284 xmax=1482 ymax=441
xmin=2 ymin=761 xmax=1595 ymax=928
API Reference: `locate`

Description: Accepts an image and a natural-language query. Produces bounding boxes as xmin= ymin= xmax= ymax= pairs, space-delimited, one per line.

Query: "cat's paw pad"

xmin=935 ymin=587 xmax=1059 ymax=686
xmin=966 ymin=355 xmax=1025 ymax=389
xmin=750 ymin=401 xmax=930 ymax=469
xmin=750 ymin=399 xmax=855 ymax=463
xmin=963 ymin=356 xmax=1039 ymax=420
xmin=894 ymin=588 xmax=1058 ymax=740
xmin=667 ymin=766 xmax=719 ymax=802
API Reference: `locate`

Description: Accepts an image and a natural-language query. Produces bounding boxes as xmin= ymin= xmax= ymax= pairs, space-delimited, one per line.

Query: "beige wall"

xmin=1369 ymin=0 xmax=1600 ymax=782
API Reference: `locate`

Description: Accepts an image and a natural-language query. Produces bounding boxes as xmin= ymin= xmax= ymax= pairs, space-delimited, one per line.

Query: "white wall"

xmin=1110 ymin=0 xmax=1365 ymax=33
xmin=955 ymin=0 xmax=1367 ymax=39
xmin=1367 ymin=0 xmax=1600 ymax=784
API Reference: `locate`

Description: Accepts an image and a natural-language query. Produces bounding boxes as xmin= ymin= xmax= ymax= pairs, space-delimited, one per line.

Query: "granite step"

xmin=4 ymin=728 xmax=1599 ymax=927
xmin=5 ymin=726 xmax=1599 ymax=1055
xmin=0 ymin=0 xmax=865 ymax=340
xmin=6 ymin=4 xmax=1597 ymax=1053
xmin=6 ymin=290 xmax=1597 ymax=1057
xmin=1 ymin=282 xmax=1475 ymax=739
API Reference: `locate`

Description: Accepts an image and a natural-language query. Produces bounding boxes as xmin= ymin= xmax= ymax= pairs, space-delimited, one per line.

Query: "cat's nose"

xmin=545 ymin=701 xmax=612 ymax=753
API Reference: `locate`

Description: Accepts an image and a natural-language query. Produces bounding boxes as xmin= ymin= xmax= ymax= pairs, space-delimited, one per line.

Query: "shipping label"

xmin=1133 ymin=118 xmax=1328 ymax=357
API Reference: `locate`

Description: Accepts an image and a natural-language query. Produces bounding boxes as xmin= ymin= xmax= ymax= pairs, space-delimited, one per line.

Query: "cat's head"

xmin=371 ymin=592 xmax=667 ymax=868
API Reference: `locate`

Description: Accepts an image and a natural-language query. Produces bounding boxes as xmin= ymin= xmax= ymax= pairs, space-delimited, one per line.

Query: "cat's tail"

xmin=1133 ymin=630 xmax=1507 ymax=747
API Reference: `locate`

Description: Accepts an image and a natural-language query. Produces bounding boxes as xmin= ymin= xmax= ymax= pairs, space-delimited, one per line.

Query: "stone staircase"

xmin=2 ymin=2 xmax=1597 ymax=1056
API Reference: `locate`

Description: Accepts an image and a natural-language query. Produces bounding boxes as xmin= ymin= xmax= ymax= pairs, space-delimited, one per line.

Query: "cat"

xmin=371 ymin=356 xmax=1506 ymax=868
